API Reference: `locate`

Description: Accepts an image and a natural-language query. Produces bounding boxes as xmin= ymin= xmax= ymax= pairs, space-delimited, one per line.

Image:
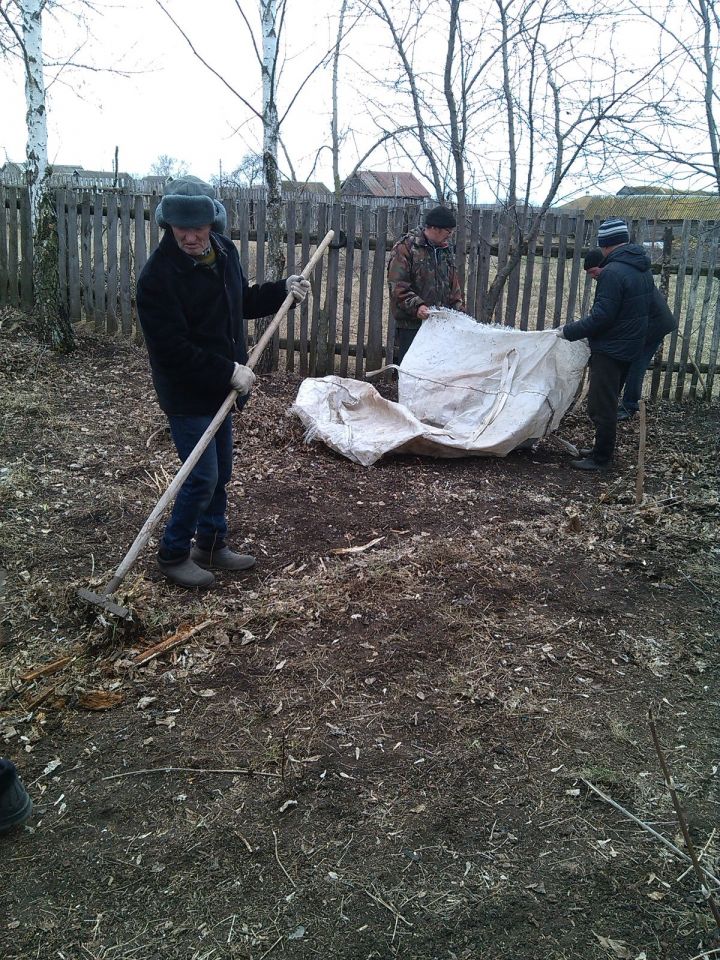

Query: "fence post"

xmin=20 ymin=188 xmax=33 ymax=312
xmin=366 ymin=205 xmax=388 ymax=372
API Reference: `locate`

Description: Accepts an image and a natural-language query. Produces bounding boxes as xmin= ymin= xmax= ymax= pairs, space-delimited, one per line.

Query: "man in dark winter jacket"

xmin=584 ymin=248 xmax=678 ymax=421
xmin=387 ymin=206 xmax=465 ymax=362
xmin=558 ymin=219 xmax=654 ymax=470
xmin=137 ymin=176 xmax=309 ymax=588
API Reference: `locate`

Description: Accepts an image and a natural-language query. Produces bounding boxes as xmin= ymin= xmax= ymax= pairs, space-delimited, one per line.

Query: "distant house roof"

xmin=558 ymin=192 xmax=720 ymax=222
xmin=342 ymin=170 xmax=430 ymax=199
xmin=282 ymin=180 xmax=331 ymax=196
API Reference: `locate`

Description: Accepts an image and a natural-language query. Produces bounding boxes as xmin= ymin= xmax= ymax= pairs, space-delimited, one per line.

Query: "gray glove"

xmin=553 ymin=326 xmax=566 ymax=338
xmin=230 ymin=362 xmax=255 ymax=396
xmin=286 ymin=275 xmax=311 ymax=303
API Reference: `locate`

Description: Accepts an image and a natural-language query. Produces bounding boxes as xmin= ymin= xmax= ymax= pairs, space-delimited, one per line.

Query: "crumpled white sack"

xmin=291 ymin=309 xmax=589 ymax=466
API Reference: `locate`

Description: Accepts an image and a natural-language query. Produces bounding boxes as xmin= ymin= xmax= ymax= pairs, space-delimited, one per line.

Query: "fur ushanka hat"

xmin=155 ymin=175 xmax=227 ymax=232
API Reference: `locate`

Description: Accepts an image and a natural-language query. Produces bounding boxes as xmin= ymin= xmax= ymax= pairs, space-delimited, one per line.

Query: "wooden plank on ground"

xmin=93 ymin=191 xmax=105 ymax=333
xmin=675 ymin=225 xmax=705 ymax=400
xmin=19 ymin=188 xmax=33 ymax=311
xmin=354 ymin=205 xmax=372 ymax=378
xmin=340 ymin=203 xmax=356 ymax=377
xmin=7 ymin=187 xmax=20 ymax=307
xmin=299 ymin=201 xmax=311 ymax=376
xmin=285 ymin=201 xmax=296 ymax=372
xmin=662 ymin=220 xmax=690 ymax=398
xmin=81 ymin=194 xmax=93 ymax=322
xmin=119 ymin=190 xmax=132 ymax=337
xmin=66 ymin=191 xmax=81 ymax=322
xmin=366 ymin=204 xmax=388 ymax=372
xmin=106 ymin=194 xmax=119 ymax=335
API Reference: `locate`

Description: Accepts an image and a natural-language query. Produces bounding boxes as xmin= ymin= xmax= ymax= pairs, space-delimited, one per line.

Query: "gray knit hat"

xmin=156 ymin=175 xmax=227 ymax=232
xmin=597 ymin=218 xmax=629 ymax=248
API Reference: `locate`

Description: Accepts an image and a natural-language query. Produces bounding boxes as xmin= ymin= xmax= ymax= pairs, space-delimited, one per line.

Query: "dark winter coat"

xmin=137 ymin=231 xmax=287 ymax=416
xmin=387 ymin=228 xmax=464 ymax=329
xmin=563 ymin=243 xmax=654 ymax=361
xmin=646 ymin=285 xmax=677 ymax=344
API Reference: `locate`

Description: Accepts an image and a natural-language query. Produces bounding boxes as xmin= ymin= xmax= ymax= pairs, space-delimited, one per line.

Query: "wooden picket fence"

xmin=2 ymin=185 xmax=720 ymax=400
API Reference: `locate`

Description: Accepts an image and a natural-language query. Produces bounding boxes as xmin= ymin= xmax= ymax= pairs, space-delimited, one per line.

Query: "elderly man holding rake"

xmin=137 ymin=176 xmax=309 ymax=588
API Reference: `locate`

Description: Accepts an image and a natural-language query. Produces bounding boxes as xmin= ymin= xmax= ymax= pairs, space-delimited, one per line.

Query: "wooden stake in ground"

xmin=649 ymin=709 xmax=720 ymax=931
xmin=635 ymin=399 xmax=647 ymax=506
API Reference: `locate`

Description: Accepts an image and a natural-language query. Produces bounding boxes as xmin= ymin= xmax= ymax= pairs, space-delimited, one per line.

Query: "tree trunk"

xmin=332 ymin=0 xmax=349 ymax=200
xmin=21 ymin=0 xmax=48 ymax=231
xmin=444 ymin=0 xmax=466 ymax=294
xmin=20 ymin=0 xmax=74 ymax=350
xmin=258 ymin=0 xmax=284 ymax=374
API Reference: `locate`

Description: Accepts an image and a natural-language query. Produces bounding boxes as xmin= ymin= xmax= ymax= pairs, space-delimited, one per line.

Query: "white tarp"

xmin=292 ymin=309 xmax=590 ymax=467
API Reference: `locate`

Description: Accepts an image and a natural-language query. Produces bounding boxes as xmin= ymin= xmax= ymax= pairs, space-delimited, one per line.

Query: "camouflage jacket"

xmin=387 ymin=228 xmax=464 ymax=329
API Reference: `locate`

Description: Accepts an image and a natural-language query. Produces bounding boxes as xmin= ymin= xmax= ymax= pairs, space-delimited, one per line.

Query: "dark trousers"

xmin=621 ymin=337 xmax=663 ymax=412
xmin=395 ymin=326 xmax=419 ymax=364
xmin=587 ymin=353 xmax=631 ymax=464
xmin=159 ymin=413 xmax=233 ymax=563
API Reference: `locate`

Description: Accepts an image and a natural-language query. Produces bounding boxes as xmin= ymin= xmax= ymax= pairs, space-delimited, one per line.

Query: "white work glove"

xmin=230 ymin=362 xmax=255 ymax=396
xmin=286 ymin=275 xmax=311 ymax=303
xmin=553 ymin=326 xmax=566 ymax=338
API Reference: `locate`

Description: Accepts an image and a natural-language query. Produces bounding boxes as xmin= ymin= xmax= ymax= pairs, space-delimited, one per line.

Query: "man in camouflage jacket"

xmin=387 ymin=206 xmax=465 ymax=362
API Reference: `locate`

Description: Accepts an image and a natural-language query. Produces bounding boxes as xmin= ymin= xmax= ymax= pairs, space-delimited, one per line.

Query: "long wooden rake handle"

xmin=100 ymin=229 xmax=335 ymax=596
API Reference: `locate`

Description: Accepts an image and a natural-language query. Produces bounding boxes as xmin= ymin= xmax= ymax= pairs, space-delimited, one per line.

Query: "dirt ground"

xmin=1 ymin=319 xmax=719 ymax=960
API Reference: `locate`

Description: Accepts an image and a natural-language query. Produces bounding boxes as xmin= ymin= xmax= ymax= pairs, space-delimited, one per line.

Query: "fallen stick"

xmin=102 ymin=765 xmax=281 ymax=781
xmin=649 ymin=711 xmax=720 ymax=929
xmin=24 ymin=683 xmax=60 ymax=712
xmin=635 ymin=399 xmax=646 ymax=506
xmin=330 ymin=536 xmax=385 ymax=555
xmin=582 ymin=778 xmax=720 ymax=888
xmin=272 ymin=828 xmax=296 ymax=888
xmin=19 ymin=656 xmax=75 ymax=683
xmin=132 ymin=619 xmax=215 ymax=665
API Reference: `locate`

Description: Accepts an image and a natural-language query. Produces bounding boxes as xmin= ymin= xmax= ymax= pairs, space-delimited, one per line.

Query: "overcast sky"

xmin=2 ymin=0 xmax=407 ymax=188
xmin=1 ymin=0 xmax=712 ymax=200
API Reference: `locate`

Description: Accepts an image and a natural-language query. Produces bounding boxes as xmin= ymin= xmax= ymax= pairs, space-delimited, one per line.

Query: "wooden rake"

xmin=78 ymin=229 xmax=335 ymax=620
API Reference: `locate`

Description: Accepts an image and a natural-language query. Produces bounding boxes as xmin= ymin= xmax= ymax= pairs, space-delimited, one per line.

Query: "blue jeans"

xmin=621 ymin=337 xmax=663 ymax=412
xmin=159 ymin=413 xmax=233 ymax=563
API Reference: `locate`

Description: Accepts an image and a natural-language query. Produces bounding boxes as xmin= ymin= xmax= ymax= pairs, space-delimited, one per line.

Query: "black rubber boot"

xmin=570 ymin=457 xmax=611 ymax=472
xmin=0 ymin=760 xmax=33 ymax=833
